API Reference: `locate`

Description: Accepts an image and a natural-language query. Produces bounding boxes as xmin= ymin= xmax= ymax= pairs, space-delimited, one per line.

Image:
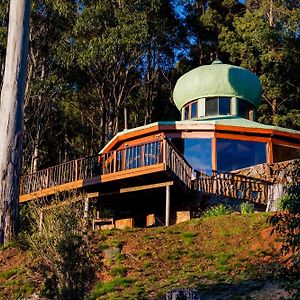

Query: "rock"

xmin=164 ymin=288 xmax=201 ymax=300
xmin=103 ymin=246 xmax=120 ymax=259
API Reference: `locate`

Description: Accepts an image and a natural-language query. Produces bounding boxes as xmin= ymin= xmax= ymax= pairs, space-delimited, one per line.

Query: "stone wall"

xmin=232 ymin=159 xmax=300 ymax=184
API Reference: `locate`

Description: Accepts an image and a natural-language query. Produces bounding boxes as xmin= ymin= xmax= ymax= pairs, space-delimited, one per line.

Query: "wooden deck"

xmin=20 ymin=139 xmax=193 ymax=202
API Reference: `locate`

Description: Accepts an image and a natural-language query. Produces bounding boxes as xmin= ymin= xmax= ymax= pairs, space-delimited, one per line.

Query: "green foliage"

xmin=89 ymin=277 xmax=135 ymax=299
xmin=269 ymin=185 xmax=300 ymax=298
xmin=203 ymin=204 xmax=233 ymax=217
xmin=180 ymin=231 xmax=197 ymax=244
xmin=109 ymin=265 xmax=128 ymax=277
xmin=276 ymin=185 xmax=300 ymax=212
xmin=240 ymin=202 xmax=255 ymax=214
xmin=0 ymin=268 xmax=19 ymax=280
xmin=219 ymin=0 xmax=300 ymax=128
xmin=27 ymin=197 xmax=95 ymax=300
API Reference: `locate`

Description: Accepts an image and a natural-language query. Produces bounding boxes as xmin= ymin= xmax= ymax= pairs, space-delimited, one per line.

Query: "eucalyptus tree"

xmin=23 ymin=0 xmax=79 ymax=172
xmin=0 ymin=0 xmax=31 ymax=244
xmin=0 ymin=1 xmax=9 ymax=83
xmin=219 ymin=0 xmax=300 ymax=127
xmin=182 ymin=0 xmax=245 ymax=66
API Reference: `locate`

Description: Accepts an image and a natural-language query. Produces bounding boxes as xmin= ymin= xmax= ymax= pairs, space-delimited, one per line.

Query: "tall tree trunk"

xmin=0 ymin=0 xmax=31 ymax=244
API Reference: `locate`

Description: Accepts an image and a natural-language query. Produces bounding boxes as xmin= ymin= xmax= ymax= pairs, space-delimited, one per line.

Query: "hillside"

xmin=0 ymin=213 xmax=290 ymax=299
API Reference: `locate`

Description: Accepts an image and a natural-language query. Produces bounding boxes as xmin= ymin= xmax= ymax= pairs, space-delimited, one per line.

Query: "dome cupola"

xmin=173 ymin=60 xmax=262 ymax=121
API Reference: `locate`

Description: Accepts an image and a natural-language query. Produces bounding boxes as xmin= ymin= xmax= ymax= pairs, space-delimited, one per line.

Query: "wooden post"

xmin=165 ymin=185 xmax=170 ymax=226
xmin=83 ymin=195 xmax=89 ymax=232
xmin=162 ymin=139 xmax=167 ymax=164
xmin=113 ymin=150 xmax=117 ymax=173
xmin=39 ymin=211 xmax=43 ymax=232
xmin=75 ymin=159 xmax=78 ymax=181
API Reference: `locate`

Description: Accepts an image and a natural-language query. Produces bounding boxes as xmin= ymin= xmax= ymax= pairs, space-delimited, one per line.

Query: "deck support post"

xmin=165 ymin=185 xmax=170 ymax=226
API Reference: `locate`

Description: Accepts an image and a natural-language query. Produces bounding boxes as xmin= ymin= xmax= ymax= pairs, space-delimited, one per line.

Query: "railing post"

xmin=162 ymin=139 xmax=167 ymax=165
xmin=122 ymin=148 xmax=127 ymax=171
xmin=113 ymin=150 xmax=117 ymax=173
xmin=75 ymin=159 xmax=78 ymax=181
xmin=141 ymin=145 xmax=145 ymax=167
xmin=46 ymin=168 xmax=49 ymax=189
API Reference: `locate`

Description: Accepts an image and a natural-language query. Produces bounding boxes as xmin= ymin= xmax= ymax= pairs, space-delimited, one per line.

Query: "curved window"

xmin=182 ymin=100 xmax=198 ymax=120
xmin=238 ymin=99 xmax=254 ymax=120
xmin=191 ymin=101 xmax=198 ymax=118
xmin=205 ymin=97 xmax=231 ymax=116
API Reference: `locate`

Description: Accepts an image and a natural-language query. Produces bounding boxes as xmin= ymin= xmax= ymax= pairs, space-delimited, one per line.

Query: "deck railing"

xmin=164 ymin=139 xmax=193 ymax=189
xmin=193 ymin=171 xmax=272 ymax=204
xmin=20 ymin=138 xmax=193 ymax=196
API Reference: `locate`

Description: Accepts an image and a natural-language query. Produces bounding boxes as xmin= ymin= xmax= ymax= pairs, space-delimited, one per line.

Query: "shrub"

xmin=240 ymin=202 xmax=255 ymax=214
xmin=203 ymin=204 xmax=233 ymax=217
xmin=27 ymin=195 xmax=95 ymax=300
xmin=269 ymin=185 xmax=300 ymax=298
xmin=276 ymin=185 xmax=300 ymax=211
xmin=109 ymin=265 xmax=128 ymax=277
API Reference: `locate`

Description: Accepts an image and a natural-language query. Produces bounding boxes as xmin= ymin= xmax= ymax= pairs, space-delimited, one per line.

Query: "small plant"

xmin=109 ymin=265 xmax=128 ymax=277
xmin=240 ymin=202 xmax=255 ymax=214
xmin=203 ymin=204 xmax=233 ymax=217
xmin=89 ymin=277 xmax=135 ymax=299
xmin=180 ymin=231 xmax=197 ymax=244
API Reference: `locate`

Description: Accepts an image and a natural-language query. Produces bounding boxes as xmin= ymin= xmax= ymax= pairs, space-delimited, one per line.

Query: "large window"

xmin=171 ymin=138 xmax=212 ymax=174
xmin=273 ymin=144 xmax=300 ymax=163
xmin=205 ymin=97 xmax=231 ymax=116
xmin=217 ymin=139 xmax=266 ymax=172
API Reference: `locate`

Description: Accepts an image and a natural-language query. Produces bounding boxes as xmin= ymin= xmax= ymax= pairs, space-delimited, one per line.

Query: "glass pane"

xmin=273 ymin=144 xmax=300 ymax=163
xmin=191 ymin=101 xmax=198 ymax=118
xmin=219 ymin=97 xmax=231 ymax=115
xmin=238 ymin=99 xmax=253 ymax=119
xmin=217 ymin=139 xmax=266 ymax=172
xmin=170 ymin=138 xmax=212 ymax=174
xmin=184 ymin=105 xmax=189 ymax=120
xmin=205 ymin=98 xmax=218 ymax=116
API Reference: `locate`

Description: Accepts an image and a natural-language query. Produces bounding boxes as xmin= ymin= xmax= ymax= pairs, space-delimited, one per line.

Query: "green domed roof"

xmin=173 ymin=60 xmax=262 ymax=110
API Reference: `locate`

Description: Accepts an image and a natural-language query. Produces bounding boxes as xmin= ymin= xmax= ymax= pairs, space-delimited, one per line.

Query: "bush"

xmin=203 ymin=204 xmax=233 ymax=217
xmin=27 ymin=195 xmax=95 ymax=300
xmin=109 ymin=265 xmax=128 ymax=277
xmin=276 ymin=185 xmax=300 ymax=212
xmin=240 ymin=202 xmax=255 ymax=214
xmin=269 ymin=185 xmax=300 ymax=298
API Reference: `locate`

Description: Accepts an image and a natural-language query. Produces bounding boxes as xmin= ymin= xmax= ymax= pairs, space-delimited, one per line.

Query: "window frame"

xmin=182 ymin=100 xmax=199 ymax=120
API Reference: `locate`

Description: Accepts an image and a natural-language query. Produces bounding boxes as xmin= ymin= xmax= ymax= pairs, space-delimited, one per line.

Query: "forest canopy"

xmin=0 ymin=0 xmax=299 ymax=174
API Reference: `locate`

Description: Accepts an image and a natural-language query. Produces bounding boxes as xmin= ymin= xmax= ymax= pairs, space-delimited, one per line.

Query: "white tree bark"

xmin=0 ymin=0 xmax=31 ymax=244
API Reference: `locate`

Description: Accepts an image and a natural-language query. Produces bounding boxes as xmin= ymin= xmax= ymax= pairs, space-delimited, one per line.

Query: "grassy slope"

xmin=0 ymin=213 xmax=288 ymax=299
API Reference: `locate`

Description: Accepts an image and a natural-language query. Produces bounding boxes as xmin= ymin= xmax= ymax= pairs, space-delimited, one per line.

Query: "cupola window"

xmin=182 ymin=100 xmax=198 ymax=120
xmin=191 ymin=101 xmax=198 ymax=118
xmin=184 ymin=105 xmax=190 ymax=120
xmin=205 ymin=97 xmax=231 ymax=117
xmin=238 ymin=99 xmax=254 ymax=120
